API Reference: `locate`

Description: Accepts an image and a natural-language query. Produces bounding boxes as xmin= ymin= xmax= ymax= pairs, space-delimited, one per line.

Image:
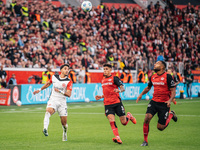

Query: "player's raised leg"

xmin=107 ymin=114 xmax=122 ymax=144
xmin=157 ymin=110 xmax=178 ymax=133
xmin=61 ymin=116 xmax=68 ymax=141
xmin=120 ymin=112 xmax=136 ymax=126
xmin=43 ymin=107 xmax=55 ymax=136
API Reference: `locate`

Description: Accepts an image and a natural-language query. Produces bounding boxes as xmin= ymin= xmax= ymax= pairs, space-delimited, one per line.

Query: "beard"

xmin=154 ymin=68 xmax=161 ymax=73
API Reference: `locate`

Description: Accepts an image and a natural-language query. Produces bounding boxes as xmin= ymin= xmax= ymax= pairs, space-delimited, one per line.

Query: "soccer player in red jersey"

xmin=136 ymin=61 xmax=178 ymax=146
xmin=95 ymin=63 xmax=137 ymax=144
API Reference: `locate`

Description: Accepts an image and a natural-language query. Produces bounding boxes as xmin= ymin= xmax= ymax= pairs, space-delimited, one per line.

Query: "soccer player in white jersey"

xmin=33 ymin=64 xmax=73 ymax=141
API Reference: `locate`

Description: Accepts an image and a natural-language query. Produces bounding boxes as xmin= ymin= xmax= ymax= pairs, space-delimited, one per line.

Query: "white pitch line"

xmin=0 ymin=100 xmax=199 ymax=113
xmin=1 ymin=111 xmax=200 ymax=117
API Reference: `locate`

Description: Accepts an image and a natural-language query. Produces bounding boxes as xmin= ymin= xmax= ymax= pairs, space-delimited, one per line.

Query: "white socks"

xmin=62 ymin=124 xmax=68 ymax=133
xmin=44 ymin=112 xmax=51 ymax=130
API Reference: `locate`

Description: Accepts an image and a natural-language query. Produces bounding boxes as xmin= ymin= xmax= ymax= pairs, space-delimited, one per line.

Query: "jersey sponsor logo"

xmin=54 ymin=86 xmax=64 ymax=91
xmin=152 ymin=82 xmax=165 ymax=85
xmin=108 ymin=79 xmax=112 ymax=81
xmin=161 ymin=77 xmax=164 ymax=80
xmin=102 ymin=82 xmax=113 ymax=86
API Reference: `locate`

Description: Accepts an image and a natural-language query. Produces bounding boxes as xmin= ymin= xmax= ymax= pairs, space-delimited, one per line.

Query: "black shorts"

xmin=104 ymin=102 xmax=126 ymax=117
xmin=146 ymin=100 xmax=170 ymax=125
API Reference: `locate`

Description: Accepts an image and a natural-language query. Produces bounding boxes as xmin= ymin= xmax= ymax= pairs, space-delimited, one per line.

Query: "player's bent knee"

xmin=157 ymin=127 xmax=164 ymax=131
xmin=144 ymin=116 xmax=152 ymax=124
xmin=157 ymin=124 xmax=165 ymax=131
xmin=121 ymin=120 xmax=127 ymax=125
xmin=46 ymin=108 xmax=55 ymax=115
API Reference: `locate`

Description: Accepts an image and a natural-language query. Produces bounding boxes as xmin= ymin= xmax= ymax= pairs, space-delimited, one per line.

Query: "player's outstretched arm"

xmin=136 ymin=86 xmax=151 ymax=103
xmin=33 ymin=81 xmax=52 ymax=95
xmin=95 ymin=95 xmax=104 ymax=100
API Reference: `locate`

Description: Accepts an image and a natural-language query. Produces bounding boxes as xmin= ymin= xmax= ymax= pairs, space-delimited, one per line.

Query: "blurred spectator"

xmin=185 ymin=70 xmax=194 ymax=99
xmin=0 ymin=0 xmax=198 ymax=73
xmin=81 ymin=55 xmax=90 ymax=68
xmin=77 ymin=75 xmax=83 ymax=83
xmin=0 ymin=65 xmax=7 ymax=85
xmin=137 ymin=68 xmax=145 ymax=83
xmin=157 ymin=51 xmax=164 ymax=62
xmin=126 ymin=70 xmax=133 ymax=83
xmin=144 ymin=70 xmax=148 ymax=83
xmin=42 ymin=67 xmax=51 ymax=84
xmin=8 ymin=73 xmax=17 ymax=85
xmin=84 ymin=68 xmax=91 ymax=83
xmin=120 ymin=70 xmax=127 ymax=83
xmin=0 ymin=81 xmax=7 ymax=89
xmin=69 ymin=65 xmax=77 ymax=83
xmin=173 ymin=69 xmax=182 ymax=83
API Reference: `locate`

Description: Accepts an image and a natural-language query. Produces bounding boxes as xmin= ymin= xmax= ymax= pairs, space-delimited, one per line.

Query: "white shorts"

xmin=47 ymin=97 xmax=67 ymax=116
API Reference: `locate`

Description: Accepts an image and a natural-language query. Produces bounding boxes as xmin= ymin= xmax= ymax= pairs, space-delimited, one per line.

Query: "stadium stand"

xmin=0 ymin=0 xmax=199 ymax=73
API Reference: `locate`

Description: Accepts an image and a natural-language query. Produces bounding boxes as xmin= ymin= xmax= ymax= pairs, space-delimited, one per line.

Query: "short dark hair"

xmin=60 ymin=64 xmax=69 ymax=70
xmin=103 ymin=63 xmax=112 ymax=68
xmin=160 ymin=61 xmax=166 ymax=69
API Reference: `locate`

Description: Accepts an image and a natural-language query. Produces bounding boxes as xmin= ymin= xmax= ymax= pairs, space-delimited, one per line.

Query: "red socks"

xmin=143 ymin=123 xmax=149 ymax=142
xmin=165 ymin=113 xmax=173 ymax=127
xmin=110 ymin=121 xmax=119 ymax=137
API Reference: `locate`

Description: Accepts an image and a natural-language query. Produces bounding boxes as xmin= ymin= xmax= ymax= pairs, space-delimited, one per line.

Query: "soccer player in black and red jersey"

xmin=95 ymin=63 xmax=137 ymax=144
xmin=136 ymin=61 xmax=178 ymax=146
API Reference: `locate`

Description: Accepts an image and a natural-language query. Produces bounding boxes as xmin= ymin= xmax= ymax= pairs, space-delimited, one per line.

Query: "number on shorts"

xmin=121 ymin=106 xmax=125 ymax=114
xmin=165 ymin=112 xmax=168 ymax=119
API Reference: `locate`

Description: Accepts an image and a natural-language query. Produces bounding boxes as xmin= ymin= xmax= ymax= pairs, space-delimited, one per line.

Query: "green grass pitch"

xmin=0 ymin=98 xmax=200 ymax=150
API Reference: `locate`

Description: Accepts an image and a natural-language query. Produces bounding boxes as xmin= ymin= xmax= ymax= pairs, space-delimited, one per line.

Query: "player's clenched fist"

xmin=95 ymin=95 xmax=102 ymax=100
xmin=33 ymin=90 xmax=40 ymax=95
xmin=54 ymin=88 xmax=59 ymax=92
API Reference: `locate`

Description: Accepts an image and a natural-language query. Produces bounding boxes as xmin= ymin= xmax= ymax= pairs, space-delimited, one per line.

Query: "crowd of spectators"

xmin=0 ymin=0 xmax=199 ymax=72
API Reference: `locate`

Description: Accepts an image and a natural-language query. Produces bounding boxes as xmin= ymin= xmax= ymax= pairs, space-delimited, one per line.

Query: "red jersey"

xmin=148 ymin=72 xmax=175 ymax=102
xmin=101 ymin=75 xmax=123 ymax=105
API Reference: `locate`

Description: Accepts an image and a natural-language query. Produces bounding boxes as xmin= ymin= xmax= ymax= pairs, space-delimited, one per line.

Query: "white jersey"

xmin=50 ymin=75 xmax=73 ymax=101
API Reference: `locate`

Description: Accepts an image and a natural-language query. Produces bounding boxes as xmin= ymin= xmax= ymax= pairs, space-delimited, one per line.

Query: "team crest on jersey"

xmin=161 ymin=77 xmax=164 ymax=80
xmin=62 ymin=83 xmax=66 ymax=87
